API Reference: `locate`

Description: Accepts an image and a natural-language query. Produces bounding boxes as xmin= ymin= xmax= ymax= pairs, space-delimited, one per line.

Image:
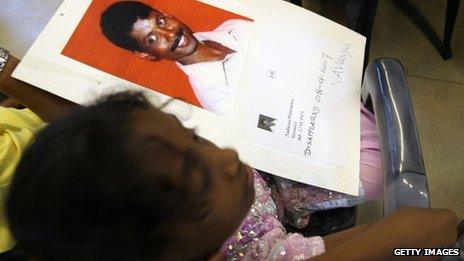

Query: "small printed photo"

xmin=62 ymin=0 xmax=254 ymax=117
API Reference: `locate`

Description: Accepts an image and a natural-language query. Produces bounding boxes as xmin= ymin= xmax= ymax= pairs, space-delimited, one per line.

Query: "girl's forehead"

xmin=135 ymin=106 xmax=181 ymax=127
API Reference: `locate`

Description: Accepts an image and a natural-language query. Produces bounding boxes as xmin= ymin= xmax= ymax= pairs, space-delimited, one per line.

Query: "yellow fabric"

xmin=0 ymin=108 xmax=44 ymax=252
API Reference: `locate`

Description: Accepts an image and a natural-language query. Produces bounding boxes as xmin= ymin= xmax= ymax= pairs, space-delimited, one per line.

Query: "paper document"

xmin=13 ymin=0 xmax=365 ymax=195
xmin=245 ymin=16 xmax=352 ymax=167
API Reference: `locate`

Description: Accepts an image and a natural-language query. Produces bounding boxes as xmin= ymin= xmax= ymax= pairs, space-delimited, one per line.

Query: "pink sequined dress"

xmin=221 ymin=106 xmax=382 ymax=260
xmin=221 ymin=170 xmax=325 ymax=260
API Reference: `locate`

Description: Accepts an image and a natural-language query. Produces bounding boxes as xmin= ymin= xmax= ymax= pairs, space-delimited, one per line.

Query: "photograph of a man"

xmin=100 ymin=1 xmax=253 ymax=116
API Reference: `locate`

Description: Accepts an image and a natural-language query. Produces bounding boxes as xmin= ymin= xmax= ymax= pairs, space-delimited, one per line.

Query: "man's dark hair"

xmin=100 ymin=1 xmax=154 ymax=52
xmin=6 ymin=92 xmax=212 ymax=260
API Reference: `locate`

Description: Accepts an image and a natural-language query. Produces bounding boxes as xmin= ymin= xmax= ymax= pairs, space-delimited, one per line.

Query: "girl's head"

xmin=6 ymin=92 xmax=255 ymax=260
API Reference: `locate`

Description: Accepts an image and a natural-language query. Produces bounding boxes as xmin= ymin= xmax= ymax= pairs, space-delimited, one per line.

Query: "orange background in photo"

xmin=62 ymin=0 xmax=252 ymax=107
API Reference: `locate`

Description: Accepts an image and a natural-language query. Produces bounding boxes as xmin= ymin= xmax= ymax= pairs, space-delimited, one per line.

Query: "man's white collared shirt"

xmin=177 ymin=19 xmax=252 ymax=117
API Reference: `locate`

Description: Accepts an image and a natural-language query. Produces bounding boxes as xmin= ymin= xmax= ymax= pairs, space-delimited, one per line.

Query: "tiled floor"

xmin=1 ymin=0 xmax=463 ymax=224
xmin=0 ymin=0 xmax=63 ymax=58
xmin=300 ymin=0 xmax=464 ymax=223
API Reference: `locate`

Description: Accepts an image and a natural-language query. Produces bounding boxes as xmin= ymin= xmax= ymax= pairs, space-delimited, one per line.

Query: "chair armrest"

xmin=361 ymin=58 xmax=430 ymax=216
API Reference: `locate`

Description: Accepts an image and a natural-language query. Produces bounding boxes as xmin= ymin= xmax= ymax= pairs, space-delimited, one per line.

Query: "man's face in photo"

xmin=130 ymin=10 xmax=199 ymax=61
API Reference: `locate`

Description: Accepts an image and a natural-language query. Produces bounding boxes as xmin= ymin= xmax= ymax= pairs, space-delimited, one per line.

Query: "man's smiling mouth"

xmin=171 ymin=29 xmax=186 ymax=52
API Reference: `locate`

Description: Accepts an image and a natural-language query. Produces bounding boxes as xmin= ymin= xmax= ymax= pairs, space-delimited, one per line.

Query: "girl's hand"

xmin=0 ymin=98 xmax=23 ymax=109
xmin=0 ymin=54 xmax=78 ymax=122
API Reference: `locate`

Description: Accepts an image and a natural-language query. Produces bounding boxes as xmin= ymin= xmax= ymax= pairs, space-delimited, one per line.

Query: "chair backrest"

xmin=362 ymin=58 xmax=430 ymax=216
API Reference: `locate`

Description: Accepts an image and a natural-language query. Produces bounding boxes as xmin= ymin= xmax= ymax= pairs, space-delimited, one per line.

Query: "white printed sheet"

xmin=13 ymin=0 xmax=365 ymax=195
xmin=245 ymin=16 xmax=353 ymax=168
